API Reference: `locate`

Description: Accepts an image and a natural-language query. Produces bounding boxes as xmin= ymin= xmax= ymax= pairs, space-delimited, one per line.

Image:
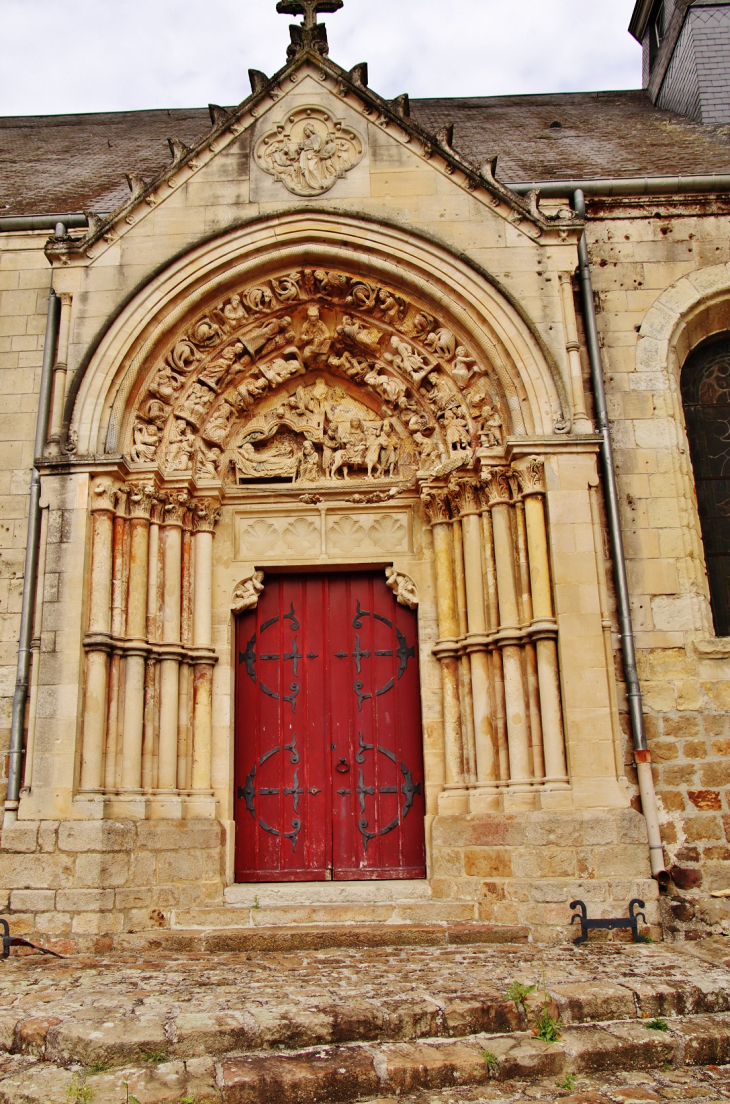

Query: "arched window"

xmin=681 ymin=335 xmax=730 ymax=636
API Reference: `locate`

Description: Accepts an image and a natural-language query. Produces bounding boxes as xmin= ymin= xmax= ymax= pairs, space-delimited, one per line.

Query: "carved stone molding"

xmin=385 ymin=566 xmax=418 ymax=609
xmin=232 ymin=570 xmax=265 ymax=613
xmin=255 ymin=106 xmax=364 ymax=197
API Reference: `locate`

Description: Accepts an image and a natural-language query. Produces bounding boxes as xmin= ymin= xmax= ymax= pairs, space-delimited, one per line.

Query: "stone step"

xmin=4 ymin=1012 xmax=730 ymax=1104
xmin=172 ymin=899 xmax=475 ymax=929
xmin=116 ymin=920 xmax=529 ymax=955
xmin=223 ymin=879 xmax=432 ymax=907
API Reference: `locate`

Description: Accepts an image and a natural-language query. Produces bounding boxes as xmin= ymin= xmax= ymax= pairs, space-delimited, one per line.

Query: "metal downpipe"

xmin=3 ymin=287 xmax=61 ymax=826
xmin=573 ymin=189 xmax=668 ymax=884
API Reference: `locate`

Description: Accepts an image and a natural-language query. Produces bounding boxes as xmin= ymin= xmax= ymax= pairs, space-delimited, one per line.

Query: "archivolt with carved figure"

xmin=124 ymin=266 xmax=507 ymax=487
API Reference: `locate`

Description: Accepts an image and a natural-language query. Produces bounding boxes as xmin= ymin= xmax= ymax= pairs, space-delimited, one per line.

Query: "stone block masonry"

xmin=0 ymin=819 xmax=225 ymax=951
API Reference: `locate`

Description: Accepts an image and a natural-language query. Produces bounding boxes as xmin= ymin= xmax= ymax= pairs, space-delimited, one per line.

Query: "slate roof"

xmin=1 ymin=90 xmax=729 ymax=217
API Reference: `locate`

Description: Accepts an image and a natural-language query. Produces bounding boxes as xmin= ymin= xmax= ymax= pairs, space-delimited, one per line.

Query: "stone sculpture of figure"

xmin=297 ymin=123 xmax=338 ymax=192
xmin=222 ymin=294 xmax=247 ymax=324
xmin=144 ymin=399 xmax=169 ymax=429
xmin=236 ymin=374 xmax=269 ymax=411
xmin=203 ymin=401 xmax=237 ymax=446
xmin=384 ymin=336 xmax=432 ymax=385
xmin=197 ymin=442 xmax=223 ymax=480
xmin=131 ymin=419 xmax=160 ymax=463
xmin=385 ymin=566 xmax=418 ymax=610
xmin=177 ymin=383 xmax=214 ymax=427
xmin=452 ymin=346 xmax=477 ymax=388
xmin=378 ymin=419 xmax=399 ymax=478
xmin=331 ymin=418 xmax=368 ymax=479
xmin=364 ymin=421 xmax=384 ymax=478
xmin=413 ymin=429 xmax=444 ymax=471
xmin=337 ymin=315 xmax=383 ymax=355
xmin=241 ymin=316 xmax=293 ymax=360
xmin=259 ymin=355 xmax=303 ymax=387
xmin=198 ymin=342 xmax=245 ymax=390
xmin=166 ymin=418 xmax=195 ymax=471
xmin=443 ymin=407 xmax=471 ymax=452
xmin=364 ymin=366 xmax=407 ymax=406
xmin=296 ymin=440 xmax=322 ymax=483
xmin=377 ymin=287 xmax=407 ymax=324
xmin=474 ymin=401 xmax=504 ymax=448
xmin=300 ymin=305 xmax=332 ymax=364
xmin=148 ymin=364 xmax=183 ymax=404
xmin=191 ymin=318 xmax=223 ymax=347
xmin=424 ymin=328 xmax=457 ymax=361
xmin=232 ymin=570 xmax=265 ymax=613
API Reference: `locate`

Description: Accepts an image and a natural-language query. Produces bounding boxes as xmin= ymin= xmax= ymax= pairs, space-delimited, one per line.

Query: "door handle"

xmin=335 ymin=758 xmax=350 ymax=773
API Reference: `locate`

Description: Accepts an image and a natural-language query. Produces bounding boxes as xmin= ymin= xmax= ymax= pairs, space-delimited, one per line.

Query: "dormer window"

xmin=649 ymin=0 xmax=665 ymax=68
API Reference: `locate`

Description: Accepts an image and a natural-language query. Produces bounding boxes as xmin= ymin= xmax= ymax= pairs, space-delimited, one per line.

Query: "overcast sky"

xmin=3 ymin=0 xmax=641 ymax=117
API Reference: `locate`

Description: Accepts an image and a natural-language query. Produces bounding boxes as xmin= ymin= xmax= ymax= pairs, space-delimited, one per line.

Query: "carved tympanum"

xmin=255 ymin=107 xmax=364 ymax=196
xmin=124 ymin=265 xmax=509 ymax=489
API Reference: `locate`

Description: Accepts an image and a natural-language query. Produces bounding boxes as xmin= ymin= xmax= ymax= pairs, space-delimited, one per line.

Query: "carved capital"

xmin=161 ymin=492 xmax=191 ymax=527
xmin=90 ymin=477 xmax=119 ymax=514
xmin=480 ymin=466 xmax=516 ymax=508
xmin=420 ymin=486 xmax=451 ymax=526
xmin=513 ymin=456 xmax=546 ymax=497
xmin=385 ymin=566 xmax=418 ymax=609
xmin=192 ymin=499 xmax=222 ymax=533
xmin=447 ymin=476 xmax=481 ymax=518
xmin=232 ymin=570 xmax=265 ymax=613
xmin=128 ymin=483 xmax=156 ymax=520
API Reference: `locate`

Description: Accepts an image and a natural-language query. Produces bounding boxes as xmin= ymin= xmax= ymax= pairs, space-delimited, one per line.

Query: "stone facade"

xmin=0 ymin=5 xmax=729 ymax=946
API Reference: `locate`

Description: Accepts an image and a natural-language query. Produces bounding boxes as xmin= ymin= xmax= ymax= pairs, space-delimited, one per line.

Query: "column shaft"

xmin=191 ymin=527 xmax=215 ymax=792
xmin=158 ymin=521 xmax=182 ymax=790
xmin=432 ymin=520 xmax=465 ymax=790
xmin=452 ymin=519 xmax=476 ymax=783
xmin=121 ymin=512 xmax=150 ymax=790
xmin=524 ymin=493 xmax=567 ymax=783
xmin=491 ymin=502 xmax=531 ymax=787
xmin=461 ymin=511 xmax=497 ymax=784
xmin=80 ymin=499 xmax=114 ymax=791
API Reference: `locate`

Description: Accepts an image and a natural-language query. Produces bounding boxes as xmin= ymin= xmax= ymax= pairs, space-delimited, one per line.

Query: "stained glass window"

xmin=681 ymin=336 xmax=730 ymax=637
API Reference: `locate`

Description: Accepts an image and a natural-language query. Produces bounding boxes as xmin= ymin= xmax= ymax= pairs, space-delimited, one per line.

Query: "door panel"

xmin=234 ymin=571 xmax=425 ymax=882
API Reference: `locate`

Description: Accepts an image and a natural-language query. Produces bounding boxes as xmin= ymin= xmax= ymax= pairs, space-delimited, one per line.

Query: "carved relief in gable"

xmin=124 ymin=266 xmax=509 ymax=489
xmin=254 ymin=106 xmax=365 ymax=197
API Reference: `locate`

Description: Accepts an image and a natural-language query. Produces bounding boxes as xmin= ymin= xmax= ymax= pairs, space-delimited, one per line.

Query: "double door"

xmin=234 ymin=571 xmax=426 ymax=881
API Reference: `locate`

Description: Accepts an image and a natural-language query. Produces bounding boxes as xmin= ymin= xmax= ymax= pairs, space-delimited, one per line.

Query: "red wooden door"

xmin=234 ymin=571 xmax=425 ymax=882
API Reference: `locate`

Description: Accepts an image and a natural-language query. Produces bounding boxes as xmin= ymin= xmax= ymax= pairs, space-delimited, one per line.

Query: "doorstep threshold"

xmin=224 ymin=879 xmax=432 ymax=907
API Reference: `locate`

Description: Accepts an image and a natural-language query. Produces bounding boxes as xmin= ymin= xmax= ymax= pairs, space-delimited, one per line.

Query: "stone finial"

xmin=277 ymin=0 xmax=344 ymax=58
xmin=232 ymin=570 xmax=265 ymax=613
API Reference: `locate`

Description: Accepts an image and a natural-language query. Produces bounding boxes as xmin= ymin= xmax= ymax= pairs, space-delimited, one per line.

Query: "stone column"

xmin=449 ymin=477 xmax=498 ymax=807
xmin=482 ymin=467 xmax=532 ymax=806
xmin=191 ymin=501 xmax=220 ymax=797
xmin=80 ymin=478 xmax=117 ymax=792
xmin=421 ymin=486 xmax=468 ymax=814
xmin=516 ymin=457 xmax=568 ymax=787
xmin=559 ymin=272 xmax=592 ymax=434
xmin=45 ymin=292 xmax=72 ymax=457
xmin=121 ymin=485 xmax=153 ymax=791
xmin=157 ymin=494 xmax=187 ymax=792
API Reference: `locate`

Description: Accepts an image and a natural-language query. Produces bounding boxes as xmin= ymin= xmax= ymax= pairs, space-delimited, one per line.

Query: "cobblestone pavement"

xmin=363 ymin=1064 xmax=730 ymax=1101
xmin=0 ymin=939 xmax=729 ymax=1103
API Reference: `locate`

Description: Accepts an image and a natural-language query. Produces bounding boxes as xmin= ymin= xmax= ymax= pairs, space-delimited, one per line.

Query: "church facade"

xmin=1 ymin=0 xmax=730 ymax=948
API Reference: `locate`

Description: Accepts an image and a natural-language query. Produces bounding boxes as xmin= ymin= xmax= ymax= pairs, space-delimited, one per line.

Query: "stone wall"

xmin=0 ymin=819 xmax=224 ymax=953
xmin=587 ymin=199 xmax=730 ymax=906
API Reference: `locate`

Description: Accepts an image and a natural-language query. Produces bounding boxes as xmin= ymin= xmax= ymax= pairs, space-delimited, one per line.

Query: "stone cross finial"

xmin=276 ymin=0 xmax=344 ymax=30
